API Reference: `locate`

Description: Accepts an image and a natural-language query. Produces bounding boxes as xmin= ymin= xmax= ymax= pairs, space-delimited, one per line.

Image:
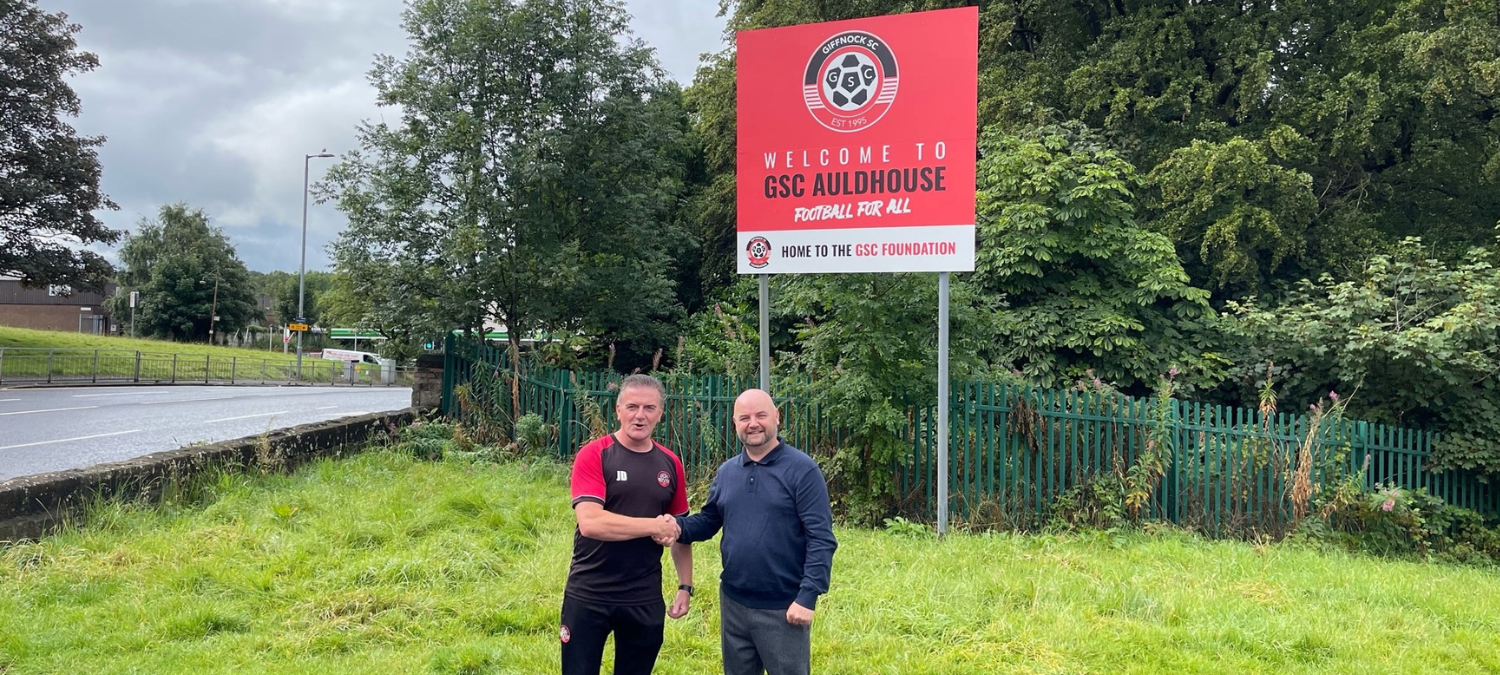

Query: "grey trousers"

xmin=719 ymin=591 xmax=812 ymax=675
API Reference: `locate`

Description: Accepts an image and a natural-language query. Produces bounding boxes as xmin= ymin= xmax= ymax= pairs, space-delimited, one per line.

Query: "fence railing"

xmin=0 ymin=348 xmax=413 ymax=387
xmin=442 ymin=337 xmax=1500 ymax=533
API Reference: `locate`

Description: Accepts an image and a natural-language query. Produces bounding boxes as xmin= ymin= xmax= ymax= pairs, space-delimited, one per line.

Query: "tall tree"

xmin=973 ymin=122 xmax=1224 ymax=391
xmin=0 ymin=0 xmax=119 ymax=290
xmin=322 ymin=0 xmax=694 ymax=366
xmin=105 ymin=204 xmax=258 ymax=342
xmin=980 ymin=0 xmax=1500 ymax=290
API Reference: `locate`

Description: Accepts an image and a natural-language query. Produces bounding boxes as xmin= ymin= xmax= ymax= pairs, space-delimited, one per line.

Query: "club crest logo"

xmin=746 ymin=236 xmax=772 ymax=268
xmin=657 ymin=471 xmax=671 ymax=488
xmin=560 ymin=624 xmax=571 ymax=643
xmin=803 ymin=30 xmax=899 ymax=133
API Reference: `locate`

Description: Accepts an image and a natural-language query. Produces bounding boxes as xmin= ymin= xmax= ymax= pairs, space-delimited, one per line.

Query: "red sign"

xmin=737 ymin=8 xmax=978 ymax=274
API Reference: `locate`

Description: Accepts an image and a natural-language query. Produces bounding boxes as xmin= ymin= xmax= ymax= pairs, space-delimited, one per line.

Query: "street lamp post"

xmin=297 ymin=150 xmax=336 ymax=379
xmin=207 ymin=271 xmax=220 ymax=345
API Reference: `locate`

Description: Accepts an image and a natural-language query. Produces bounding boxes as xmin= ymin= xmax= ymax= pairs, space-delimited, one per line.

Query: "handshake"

xmin=651 ymin=514 xmax=681 ymax=546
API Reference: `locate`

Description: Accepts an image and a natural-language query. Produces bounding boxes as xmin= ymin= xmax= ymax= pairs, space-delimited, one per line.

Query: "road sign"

xmin=736 ymin=8 xmax=978 ymax=274
xmin=128 ymin=291 xmax=138 ymax=308
xmin=288 ymin=323 xmax=310 ymax=332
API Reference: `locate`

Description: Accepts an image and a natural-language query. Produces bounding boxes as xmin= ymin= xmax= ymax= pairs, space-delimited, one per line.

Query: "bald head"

xmin=733 ymin=388 xmax=781 ymax=455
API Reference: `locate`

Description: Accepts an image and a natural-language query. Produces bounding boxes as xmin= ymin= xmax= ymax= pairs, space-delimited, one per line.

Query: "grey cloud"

xmin=39 ymin=0 xmax=725 ymax=272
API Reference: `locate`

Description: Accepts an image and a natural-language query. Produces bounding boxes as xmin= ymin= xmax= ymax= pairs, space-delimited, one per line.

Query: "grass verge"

xmin=0 ymin=449 xmax=1497 ymax=674
xmin=0 ymin=326 xmax=298 ymax=360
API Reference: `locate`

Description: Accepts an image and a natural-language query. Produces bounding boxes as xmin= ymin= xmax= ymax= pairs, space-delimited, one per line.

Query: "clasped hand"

xmin=651 ymin=514 xmax=680 ymax=546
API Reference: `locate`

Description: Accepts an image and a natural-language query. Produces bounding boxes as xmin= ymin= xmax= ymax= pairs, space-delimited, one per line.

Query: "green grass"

xmin=2 ymin=449 xmax=1499 ymax=674
xmin=0 ymin=326 xmax=389 ymax=383
xmin=0 ymin=325 xmax=298 ymax=361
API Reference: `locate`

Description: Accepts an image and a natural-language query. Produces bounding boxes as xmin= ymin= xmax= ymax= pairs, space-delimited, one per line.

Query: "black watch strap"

xmin=678 ymin=584 xmax=694 ymax=596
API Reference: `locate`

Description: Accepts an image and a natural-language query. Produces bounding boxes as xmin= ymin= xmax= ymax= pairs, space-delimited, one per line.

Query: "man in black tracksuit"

xmin=563 ymin=375 xmax=692 ymax=675
xmin=673 ymin=388 xmax=837 ymax=675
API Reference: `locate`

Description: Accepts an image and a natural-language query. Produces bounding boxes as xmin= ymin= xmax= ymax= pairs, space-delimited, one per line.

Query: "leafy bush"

xmin=1311 ymin=475 xmax=1500 ymax=565
xmin=513 ymin=413 xmax=553 ymax=456
xmin=1226 ymin=239 xmax=1500 ymax=478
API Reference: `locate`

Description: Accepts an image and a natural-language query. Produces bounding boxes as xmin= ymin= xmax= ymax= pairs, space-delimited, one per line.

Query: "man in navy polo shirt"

xmin=671 ymin=388 xmax=838 ymax=675
xmin=562 ymin=374 xmax=693 ymax=675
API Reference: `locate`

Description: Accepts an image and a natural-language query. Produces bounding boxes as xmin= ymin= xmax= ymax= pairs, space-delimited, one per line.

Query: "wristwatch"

xmin=678 ymin=584 xmax=694 ymax=596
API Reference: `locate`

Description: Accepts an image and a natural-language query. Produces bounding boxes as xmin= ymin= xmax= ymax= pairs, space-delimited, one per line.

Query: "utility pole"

xmin=298 ymin=150 xmax=336 ymax=379
xmin=207 ymin=271 xmax=220 ymax=345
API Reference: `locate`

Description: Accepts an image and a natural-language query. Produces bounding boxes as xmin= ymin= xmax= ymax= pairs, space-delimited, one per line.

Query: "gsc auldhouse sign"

xmin=737 ymin=7 xmax=978 ymax=274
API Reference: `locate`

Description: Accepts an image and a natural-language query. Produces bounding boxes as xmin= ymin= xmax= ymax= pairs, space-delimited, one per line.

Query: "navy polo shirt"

xmin=676 ymin=440 xmax=838 ymax=610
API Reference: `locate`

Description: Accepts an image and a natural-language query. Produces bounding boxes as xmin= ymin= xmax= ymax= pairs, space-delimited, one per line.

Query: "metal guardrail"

xmin=0 ymin=348 xmax=413 ymax=387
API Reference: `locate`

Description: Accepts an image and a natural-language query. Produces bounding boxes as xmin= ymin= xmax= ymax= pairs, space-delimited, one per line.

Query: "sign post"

xmin=737 ymin=7 xmax=978 ymax=534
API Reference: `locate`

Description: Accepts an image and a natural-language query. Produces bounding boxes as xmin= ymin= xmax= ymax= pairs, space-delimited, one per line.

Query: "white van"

xmin=321 ymin=348 xmax=389 ymax=365
xmin=321 ymin=348 xmax=396 ymax=383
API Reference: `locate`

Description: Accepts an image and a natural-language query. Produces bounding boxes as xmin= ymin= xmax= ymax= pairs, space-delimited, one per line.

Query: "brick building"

xmin=0 ymin=275 xmax=118 ymax=334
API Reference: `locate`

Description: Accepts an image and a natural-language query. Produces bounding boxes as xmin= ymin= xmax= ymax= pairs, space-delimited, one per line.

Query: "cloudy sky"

xmin=42 ymin=0 xmax=729 ymax=272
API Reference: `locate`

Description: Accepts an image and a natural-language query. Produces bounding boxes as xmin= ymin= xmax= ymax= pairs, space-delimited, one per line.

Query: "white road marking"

xmin=0 ymin=430 xmax=142 ymax=451
xmin=141 ymin=396 xmax=238 ymax=405
xmin=73 ymin=391 xmax=170 ymax=398
xmin=0 ymin=399 xmax=20 ymax=403
xmin=201 ymin=411 xmax=288 ymax=424
xmin=0 ymin=406 xmax=98 ymax=417
xmin=315 ymin=406 xmax=338 ymax=410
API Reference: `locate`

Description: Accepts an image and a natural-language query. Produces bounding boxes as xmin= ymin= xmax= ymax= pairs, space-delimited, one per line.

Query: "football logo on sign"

xmin=746 ymin=236 xmax=772 ymax=269
xmin=804 ymin=30 xmax=899 ymax=133
xmin=657 ymin=471 xmax=671 ymax=488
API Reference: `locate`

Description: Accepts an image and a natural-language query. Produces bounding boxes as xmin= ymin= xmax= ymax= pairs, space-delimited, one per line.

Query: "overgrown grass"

xmin=2 ymin=448 xmax=1498 ymax=674
xmin=0 ymin=326 xmax=300 ymax=361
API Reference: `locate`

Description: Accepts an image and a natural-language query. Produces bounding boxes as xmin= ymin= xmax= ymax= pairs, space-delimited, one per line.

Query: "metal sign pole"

xmin=759 ymin=274 xmax=771 ymax=392
xmin=937 ymin=272 xmax=950 ymax=536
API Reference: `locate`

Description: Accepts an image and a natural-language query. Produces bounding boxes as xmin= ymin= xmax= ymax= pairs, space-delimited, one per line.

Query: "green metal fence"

xmin=440 ymin=337 xmax=845 ymax=480
xmin=443 ymin=337 xmax=1500 ymax=532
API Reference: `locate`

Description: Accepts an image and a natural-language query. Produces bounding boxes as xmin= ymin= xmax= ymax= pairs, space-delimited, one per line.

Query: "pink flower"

xmin=1329 ymin=391 xmax=1339 ymax=402
xmin=1381 ymin=498 xmax=1395 ymax=512
xmin=1310 ymin=403 xmax=1318 ymax=411
xmin=1168 ymin=365 xmax=1179 ymax=378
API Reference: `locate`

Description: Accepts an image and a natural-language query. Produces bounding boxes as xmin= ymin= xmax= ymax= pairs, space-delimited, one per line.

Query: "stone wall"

xmin=411 ymin=353 xmax=445 ymax=411
xmin=0 ymin=409 xmax=415 ymax=542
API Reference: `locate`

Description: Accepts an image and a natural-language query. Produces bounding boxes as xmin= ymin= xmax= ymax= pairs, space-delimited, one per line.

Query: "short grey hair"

xmin=618 ymin=374 xmax=666 ymax=401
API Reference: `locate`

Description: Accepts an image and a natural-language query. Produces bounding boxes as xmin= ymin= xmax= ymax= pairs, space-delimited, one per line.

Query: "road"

xmin=0 ymin=386 xmax=412 ymax=482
